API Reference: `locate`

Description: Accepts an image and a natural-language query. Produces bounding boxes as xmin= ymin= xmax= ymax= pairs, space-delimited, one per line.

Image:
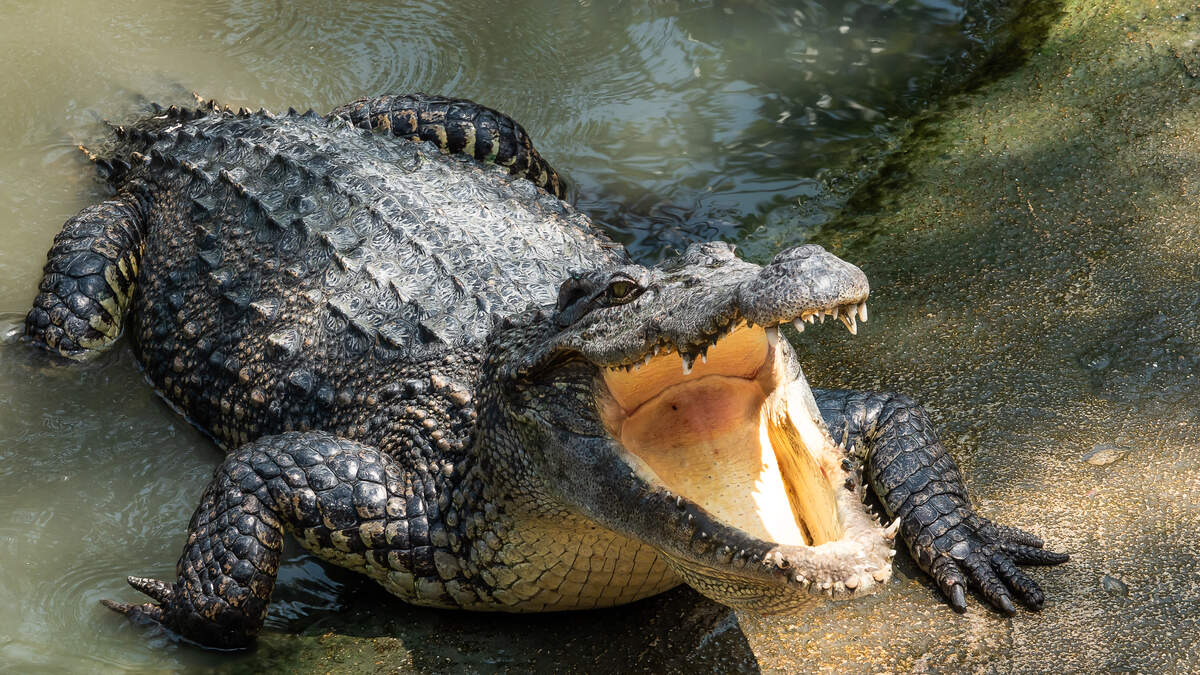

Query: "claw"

xmin=127 ymin=575 xmax=174 ymax=604
xmin=948 ymin=584 xmax=967 ymax=613
xmin=994 ymin=524 xmax=1046 ymax=549
xmin=996 ymin=593 xmax=1016 ymax=615
xmin=992 ymin=552 xmax=1047 ymax=609
xmin=100 ymin=598 xmax=134 ymax=614
xmin=101 ymin=598 xmax=167 ymax=623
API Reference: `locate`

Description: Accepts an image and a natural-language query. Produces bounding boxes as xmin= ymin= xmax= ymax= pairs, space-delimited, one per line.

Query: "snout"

xmin=737 ymin=245 xmax=869 ymax=327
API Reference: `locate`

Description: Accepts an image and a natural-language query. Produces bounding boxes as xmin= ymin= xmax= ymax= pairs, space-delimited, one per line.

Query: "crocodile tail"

xmin=329 ymin=93 xmax=568 ymax=200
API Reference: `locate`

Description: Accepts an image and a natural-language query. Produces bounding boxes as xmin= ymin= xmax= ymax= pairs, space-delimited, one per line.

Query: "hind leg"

xmin=25 ymin=194 xmax=145 ymax=359
xmin=104 ymin=432 xmax=436 ymax=648
xmin=330 ymin=93 xmax=567 ymax=199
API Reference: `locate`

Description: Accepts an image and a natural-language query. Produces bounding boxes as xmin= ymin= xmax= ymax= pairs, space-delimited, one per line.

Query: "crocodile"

xmin=24 ymin=93 xmax=1068 ymax=649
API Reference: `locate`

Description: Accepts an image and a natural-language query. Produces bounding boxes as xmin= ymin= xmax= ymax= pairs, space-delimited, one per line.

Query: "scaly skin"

xmin=25 ymin=195 xmax=145 ymax=356
xmin=24 ymin=94 xmax=1068 ymax=649
xmin=330 ymin=93 xmax=567 ymax=200
xmin=816 ymin=389 xmax=1068 ymax=612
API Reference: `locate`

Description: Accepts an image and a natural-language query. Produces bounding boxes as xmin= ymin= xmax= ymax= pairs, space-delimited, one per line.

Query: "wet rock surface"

xmin=213 ymin=584 xmax=756 ymax=674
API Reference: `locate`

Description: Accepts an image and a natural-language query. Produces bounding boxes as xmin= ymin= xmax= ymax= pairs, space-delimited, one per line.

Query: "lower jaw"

xmin=599 ymin=329 xmax=894 ymax=609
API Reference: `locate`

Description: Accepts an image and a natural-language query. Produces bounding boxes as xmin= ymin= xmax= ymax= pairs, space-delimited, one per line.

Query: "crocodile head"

xmin=486 ymin=242 xmax=893 ymax=612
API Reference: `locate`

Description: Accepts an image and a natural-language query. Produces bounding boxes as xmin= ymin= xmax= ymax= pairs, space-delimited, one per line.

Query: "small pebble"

xmin=1082 ymin=444 xmax=1128 ymax=466
xmin=1100 ymin=575 xmax=1129 ymax=597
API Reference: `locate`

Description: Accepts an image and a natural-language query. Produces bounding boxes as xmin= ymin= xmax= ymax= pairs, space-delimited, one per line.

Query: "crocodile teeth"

xmin=857 ymin=302 xmax=868 ymax=322
xmin=883 ymin=518 xmax=901 ymax=540
xmin=840 ymin=313 xmax=858 ymax=335
xmin=792 ymin=318 xmax=805 ymax=333
xmin=804 ymin=313 xmax=816 ymax=324
xmin=644 ymin=354 xmax=653 ymax=367
xmin=765 ymin=326 xmax=780 ymax=349
xmin=681 ymin=356 xmax=694 ymax=375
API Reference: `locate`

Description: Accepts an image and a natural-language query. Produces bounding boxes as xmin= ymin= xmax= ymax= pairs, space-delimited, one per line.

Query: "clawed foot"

xmin=101 ymin=575 xmax=174 ymax=625
xmin=913 ymin=515 xmax=1069 ymax=614
xmin=102 ymin=574 xmax=258 ymax=649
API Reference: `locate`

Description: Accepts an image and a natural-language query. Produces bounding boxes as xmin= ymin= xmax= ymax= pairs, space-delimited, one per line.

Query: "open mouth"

xmin=594 ymin=301 xmax=892 ymax=605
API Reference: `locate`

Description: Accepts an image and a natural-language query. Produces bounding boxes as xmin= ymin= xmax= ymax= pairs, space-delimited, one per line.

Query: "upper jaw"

xmin=555 ymin=242 xmax=870 ymax=372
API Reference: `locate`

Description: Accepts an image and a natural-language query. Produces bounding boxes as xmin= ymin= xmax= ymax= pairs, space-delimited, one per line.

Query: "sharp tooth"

xmin=765 ymin=326 xmax=780 ymax=348
xmin=792 ymin=318 xmax=805 ymax=333
xmin=653 ymin=345 xmax=660 ymax=356
xmin=857 ymin=302 xmax=868 ymax=322
xmin=840 ymin=313 xmax=858 ymax=335
xmin=805 ymin=313 xmax=816 ymax=324
xmin=682 ymin=357 xmax=694 ymax=375
xmin=643 ymin=354 xmax=653 ymax=367
xmin=883 ymin=518 xmax=901 ymax=539
xmin=818 ymin=313 xmax=825 ymax=323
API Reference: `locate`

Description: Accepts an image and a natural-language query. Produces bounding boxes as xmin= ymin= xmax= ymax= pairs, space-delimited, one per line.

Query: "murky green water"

xmin=0 ymin=1 xmax=1000 ymax=671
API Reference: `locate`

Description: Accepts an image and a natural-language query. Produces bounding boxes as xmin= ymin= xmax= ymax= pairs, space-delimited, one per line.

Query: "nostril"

xmin=772 ymin=244 xmax=822 ymax=264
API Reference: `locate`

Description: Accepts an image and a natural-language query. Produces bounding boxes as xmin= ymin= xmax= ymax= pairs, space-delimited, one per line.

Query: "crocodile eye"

xmin=605 ymin=279 xmax=638 ymax=303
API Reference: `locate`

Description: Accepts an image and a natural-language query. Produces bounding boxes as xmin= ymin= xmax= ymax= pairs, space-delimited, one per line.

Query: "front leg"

xmin=103 ymin=431 xmax=433 ymax=648
xmin=813 ymin=388 xmax=1069 ymax=613
xmin=25 ymin=193 xmax=146 ymax=359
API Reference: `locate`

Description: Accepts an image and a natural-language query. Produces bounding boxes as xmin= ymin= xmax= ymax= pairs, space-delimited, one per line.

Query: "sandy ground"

xmin=740 ymin=1 xmax=1200 ymax=672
